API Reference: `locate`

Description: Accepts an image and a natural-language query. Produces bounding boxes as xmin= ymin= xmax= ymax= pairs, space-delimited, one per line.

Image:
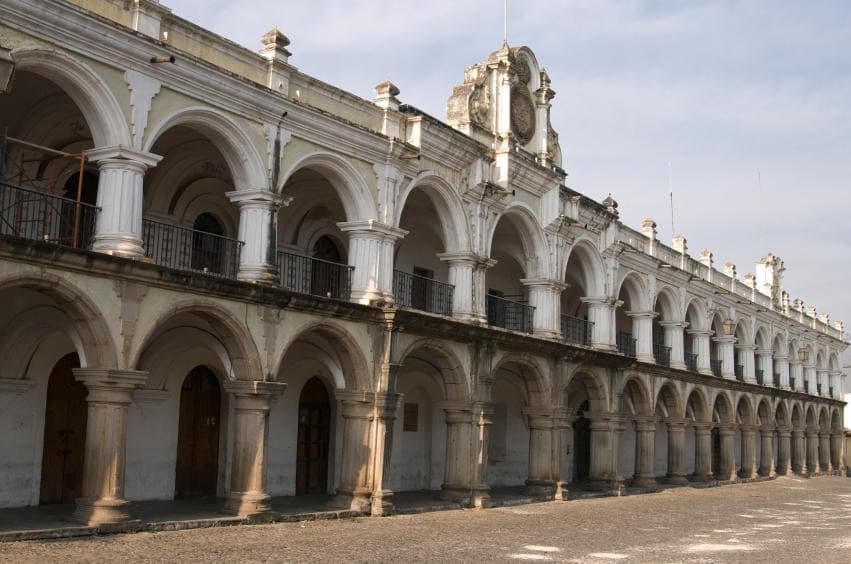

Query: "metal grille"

xmin=0 ymin=182 xmax=98 ymax=249
xmin=685 ymin=353 xmax=698 ymax=372
xmin=392 ymin=270 xmax=453 ymax=315
xmin=560 ymin=315 xmax=593 ymax=346
xmin=790 ymin=377 xmax=796 ymax=390
xmin=143 ymin=218 xmax=242 ymax=279
xmin=616 ymin=331 xmax=637 ymax=357
xmin=773 ymin=373 xmax=781 ymax=387
xmin=486 ymin=293 xmax=534 ymax=333
xmin=755 ymin=369 xmax=764 ymax=385
xmin=710 ymin=359 xmax=723 ymax=377
xmin=653 ymin=343 xmax=672 ymax=367
xmin=276 ymin=250 xmax=353 ymax=299
xmin=735 ymin=364 xmax=744 ymax=381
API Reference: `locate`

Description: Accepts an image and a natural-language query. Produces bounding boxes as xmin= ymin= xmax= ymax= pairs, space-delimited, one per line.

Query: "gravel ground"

xmin=2 ymin=476 xmax=850 ymax=563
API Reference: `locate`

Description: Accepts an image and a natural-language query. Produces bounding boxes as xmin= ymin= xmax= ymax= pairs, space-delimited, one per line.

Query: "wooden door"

xmin=296 ymin=377 xmax=331 ymax=494
xmin=40 ymin=353 xmax=87 ymax=504
xmin=573 ymin=414 xmax=591 ymax=482
xmin=175 ymin=366 xmax=221 ymax=498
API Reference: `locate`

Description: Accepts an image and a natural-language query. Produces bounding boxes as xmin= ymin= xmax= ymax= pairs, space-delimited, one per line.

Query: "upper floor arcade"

xmin=0 ymin=0 xmax=846 ymax=403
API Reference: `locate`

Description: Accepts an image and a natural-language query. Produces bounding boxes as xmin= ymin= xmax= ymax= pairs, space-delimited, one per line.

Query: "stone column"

xmin=819 ymin=432 xmax=832 ymax=472
xmin=626 ymin=311 xmax=656 ymax=363
xmin=737 ymin=344 xmax=756 ymax=383
xmin=688 ymin=330 xmax=713 ymax=375
xmin=789 ymin=359 xmax=802 ymax=391
xmin=523 ymin=408 xmax=556 ymax=497
xmin=755 ymin=350 xmax=772 ymax=386
xmin=334 ymin=391 xmax=375 ymax=512
xmin=791 ymin=429 xmax=806 ymax=475
xmin=223 ymin=380 xmax=287 ymax=517
xmin=806 ymin=428 xmax=820 ymax=475
xmin=804 ymin=363 xmax=816 ymax=395
xmin=581 ymin=297 xmax=617 ymax=351
xmin=337 ymin=221 xmax=407 ymax=304
xmin=439 ymin=403 xmax=473 ymax=503
xmin=830 ymin=432 xmax=844 ymax=473
xmin=587 ymin=412 xmax=622 ymax=493
xmin=776 ymin=428 xmax=792 ymax=476
xmin=739 ymin=425 xmax=757 ymax=479
xmin=86 ymin=146 xmax=161 ymax=258
xmin=660 ymin=322 xmax=686 ymax=370
xmin=520 ymin=279 xmax=565 ymax=339
xmin=691 ymin=423 xmax=713 ymax=481
xmin=71 ymin=368 xmax=147 ymax=526
xmin=552 ymin=408 xmax=574 ymax=500
xmin=470 ymin=403 xmax=494 ymax=508
xmin=632 ymin=417 xmax=657 ymax=488
xmin=774 ymin=354 xmax=790 ymax=390
xmin=226 ymin=190 xmax=285 ymax=283
xmin=817 ymin=370 xmax=830 ymax=397
xmin=369 ymin=392 xmax=400 ymax=516
xmin=665 ymin=419 xmax=689 ymax=485
xmin=715 ymin=336 xmax=736 ymax=379
xmin=438 ymin=252 xmax=488 ymax=322
xmin=758 ymin=426 xmax=774 ymax=477
xmin=718 ymin=425 xmax=736 ymax=481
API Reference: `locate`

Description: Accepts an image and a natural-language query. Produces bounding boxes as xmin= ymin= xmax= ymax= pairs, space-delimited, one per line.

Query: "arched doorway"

xmin=175 ymin=366 xmax=221 ymax=498
xmin=40 ymin=352 xmax=88 ymax=504
xmin=296 ymin=377 xmax=331 ymax=494
xmin=711 ymin=427 xmax=721 ymax=476
xmin=573 ymin=400 xmax=591 ymax=482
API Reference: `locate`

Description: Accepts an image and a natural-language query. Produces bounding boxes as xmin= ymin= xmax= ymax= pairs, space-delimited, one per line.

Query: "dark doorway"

xmin=40 ymin=352 xmax=88 ymax=504
xmin=191 ymin=212 xmax=225 ymax=275
xmin=296 ymin=377 xmax=331 ymax=494
xmin=411 ymin=266 xmax=433 ymax=311
xmin=175 ymin=366 xmax=221 ymax=498
xmin=711 ymin=427 xmax=721 ymax=478
xmin=310 ymin=235 xmax=345 ymax=298
xmin=573 ymin=400 xmax=591 ymax=483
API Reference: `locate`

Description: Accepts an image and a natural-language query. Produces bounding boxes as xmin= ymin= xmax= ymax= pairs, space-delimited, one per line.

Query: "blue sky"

xmin=165 ymin=0 xmax=851 ymax=361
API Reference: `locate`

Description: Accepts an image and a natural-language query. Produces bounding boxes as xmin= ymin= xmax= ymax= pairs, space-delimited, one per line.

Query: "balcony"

xmin=685 ymin=353 xmax=698 ymax=372
xmin=653 ymin=343 xmax=671 ymax=367
xmin=0 ymin=183 xmax=98 ymax=250
xmin=804 ymin=380 xmax=810 ymax=393
xmin=616 ymin=331 xmax=636 ymax=358
xmin=560 ymin=315 xmax=593 ymax=346
xmin=817 ymin=383 xmax=822 ymax=396
xmin=790 ymin=377 xmax=796 ymax=390
xmin=143 ymin=218 xmax=242 ymax=279
xmin=710 ymin=359 xmax=722 ymax=377
xmin=773 ymin=373 xmax=781 ymax=387
xmin=486 ymin=293 xmax=534 ymax=333
xmin=277 ymin=250 xmax=353 ymax=300
xmin=735 ymin=364 xmax=744 ymax=382
xmin=392 ymin=270 xmax=453 ymax=315
xmin=829 ymin=386 xmax=834 ymax=398
xmin=755 ymin=369 xmax=764 ymax=385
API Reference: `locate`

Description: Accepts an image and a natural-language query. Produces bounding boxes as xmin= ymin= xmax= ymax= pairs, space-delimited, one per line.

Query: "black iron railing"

xmin=829 ymin=386 xmax=834 ymax=398
xmin=756 ymin=369 xmax=764 ymax=385
xmin=277 ymin=250 xmax=353 ymax=300
xmin=392 ymin=270 xmax=453 ymax=315
xmin=0 ymin=182 xmax=99 ymax=249
xmin=486 ymin=293 xmax=534 ymax=333
xmin=817 ymin=383 xmax=822 ymax=396
xmin=710 ymin=359 xmax=722 ymax=377
xmin=143 ymin=218 xmax=242 ymax=279
xmin=653 ymin=343 xmax=672 ymax=367
xmin=735 ymin=364 xmax=744 ymax=381
xmin=561 ymin=315 xmax=593 ymax=346
xmin=773 ymin=373 xmax=781 ymax=387
xmin=616 ymin=331 xmax=637 ymax=358
xmin=685 ymin=353 xmax=698 ymax=372
xmin=804 ymin=380 xmax=810 ymax=393
xmin=790 ymin=377 xmax=796 ymax=390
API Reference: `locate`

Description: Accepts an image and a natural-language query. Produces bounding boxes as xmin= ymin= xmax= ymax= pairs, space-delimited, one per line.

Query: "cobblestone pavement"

xmin=2 ymin=477 xmax=850 ymax=563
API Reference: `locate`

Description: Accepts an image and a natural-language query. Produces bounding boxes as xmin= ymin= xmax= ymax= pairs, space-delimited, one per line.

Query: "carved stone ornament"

xmin=514 ymin=58 xmax=532 ymax=85
xmin=510 ymin=85 xmax=536 ymax=144
xmin=469 ymin=81 xmax=490 ymax=126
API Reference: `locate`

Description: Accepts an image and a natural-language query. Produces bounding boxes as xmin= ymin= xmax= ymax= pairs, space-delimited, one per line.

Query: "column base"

xmin=92 ymin=235 xmax=145 ymax=259
xmin=470 ymin=485 xmax=492 ymax=508
xmin=523 ymin=479 xmax=556 ymax=499
xmin=350 ymin=289 xmax=385 ymax=305
xmin=630 ymin=476 xmax=657 ymax=489
xmin=369 ymin=489 xmax=395 ymax=516
xmin=738 ymin=469 xmax=758 ymax=480
xmin=73 ymin=496 xmax=133 ymax=526
xmin=532 ymin=329 xmax=561 ymax=340
xmin=637 ymin=353 xmax=655 ymax=364
xmin=225 ymin=491 xmax=272 ymax=519
xmin=665 ymin=474 xmax=690 ymax=486
xmin=553 ymin=480 xmax=570 ymax=501
xmin=333 ymin=488 xmax=372 ymax=513
xmin=670 ymin=361 xmax=687 ymax=371
xmin=440 ymin=484 xmax=472 ymax=505
xmin=689 ymin=472 xmax=713 ymax=483
xmin=237 ymin=265 xmax=279 ymax=285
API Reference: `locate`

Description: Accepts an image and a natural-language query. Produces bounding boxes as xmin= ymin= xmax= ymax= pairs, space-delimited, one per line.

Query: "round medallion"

xmin=510 ymin=86 xmax=536 ymax=145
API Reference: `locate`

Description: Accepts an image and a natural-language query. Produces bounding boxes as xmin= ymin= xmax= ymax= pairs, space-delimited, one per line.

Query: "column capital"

xmin=692 ymin=421 xmax=713 ymax=431
xmin=522 ymin=407 xmax=555 ymax=429
xmin=438 ymin=401 xmax=474 ymax=422
xmin=735 ymin=343 xmax=757 ymax=352
xmin=760 ymin=425 xmax=776 ymax=433
xmin=438 ymin=251 xmax=495 ymax=269
xmin=739 ymin=424 xmax=757 ymax=435
xmin=337 ymin=220 xmax=408 ymax=241
xmin=624 ymin=310 xmax=658 ymax=319
xmin=223 ymin=380 xmax=287 ymax=409
xmin=226 ymin=189 xmax=289 ymax=207
xmin=73 ymin=368 xmax=148 ymax=402
xmin=666 ymin=418 xmax=689 ymax=429
xmin=86 ymin=145 xmax=162 ymax=169
xmin=335 ymin=390 xmax=376 ymax=419
xmin=580 ymin=296 xmax=618 ymax=307
xmin=712 ymin=335 xmax=736 ymax=344
xmin=519 ymin=278 xmax=568 ymax=292
xmin=659 ymin=321 xmax=687 ymax=329
xmin=686 ymin=329 xmax=713 ymax=336
xmin=633 ymin=417 xmax=657 ymax=432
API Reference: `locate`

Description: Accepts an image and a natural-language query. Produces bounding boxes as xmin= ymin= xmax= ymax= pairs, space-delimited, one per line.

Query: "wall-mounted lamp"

xmin=798 ymin=347 xmax=809 ymax=363
xmin=722 ymin=318 xmax=736 ymax=336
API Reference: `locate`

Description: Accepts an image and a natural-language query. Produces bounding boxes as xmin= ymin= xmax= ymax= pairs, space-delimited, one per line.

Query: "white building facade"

xmin=0 ymin=0 xmax=846 ymax=527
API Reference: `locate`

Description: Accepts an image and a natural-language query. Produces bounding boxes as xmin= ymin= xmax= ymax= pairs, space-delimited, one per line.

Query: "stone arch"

xmin=684 ymin=386 xmax=711 ymax=422
xmin=829 ymin=352 xmax=841 ymax=372
xmin=0 ymin=272 xmax=117 ymax=371
xmin=754 ymin=325 xmax=771 ymax=351
xmin=622 ymin=376 xmax=653 ymax=417
xmin=818 ymin=406 xmax=830 ymax=433
xmin=711 ymin=391 xmax=734 ymax=424
xmin=562 ymin=237 xmax=606 ymax=298
xmin=274 ymin=322 xmax=370 ymax=392
xmin=736 ymin=395 xmax=755 ymax=426
xmin=654 ymin=285 xmax=681 ymax=321
xmin=565 ymin=368 xmax=609 ymax=413
xmin=775 ymin=401 xmax=790 ymax=429
xmin=485 ymin=203 xmax=550 ymax=278
xmin=805 ymin=405 xmax=818 ymax=432
xmin=144 ymin=106 xmax=267 ymax=193
xmin=791 ymin=403 xmax=804 ymax=430
xmin=616 ymin=271 xmax=650 ymax=312
xmin=684 ymin=296 xmax=708 ymax=330
xmin=132 ymin=300 xmax=262 ymax=383
xmin=397 ymin=338 xmax=470 ymax=402
xmin=756 ymin=398 xmax=773 ymax=427
xmin=394 ymin=172 xmax=471 ymax=253
xmin=11 ymin=46 xmax=130 ymax=147
xmin=280 ymin=151 xmax=376 ymax=223
xmin=654 ymin=381 xmax=684 ymax=419
xmin=492 ymin=354 xmax=550 ymax=406
xmin=831 ymin=408 xmax=842 ymax=433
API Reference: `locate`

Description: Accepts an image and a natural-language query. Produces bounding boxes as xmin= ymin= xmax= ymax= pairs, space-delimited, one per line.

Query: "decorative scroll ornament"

xmin=510 ymin=85 xmax=536 ymax=144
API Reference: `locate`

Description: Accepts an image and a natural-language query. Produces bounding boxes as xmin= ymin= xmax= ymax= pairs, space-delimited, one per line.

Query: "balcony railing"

xmin=710 ymin=359 xmax=722 ymax=377
xmin=486 ymin=293 xmax=534 ymax=333
xmin=0 ymin=183 xmax=99 ymax=249
xmin=790 ymin=377 xmax=796 ymax=390
xmin=829 ymin=386 xmax=834 ymax=398
xmin=560 ymin=315 xmax=593 ymax=346
xmin=653 ymin=343 xmax=671 ymax=367
xmin=685 ymin=353 xmax=698 ymax=372
xmin=735 ymin=364 xmax=744 ymax=382
xmin=392 ymin=270 xmax=453 ymax=315
xmin=817 ymin=383 xmax=822 ymax=396
xmin=616 ymin=331 xmax=637 ymax=358
xmin=755 ymin=369 xmax=764 ymax=385
xmin=773 ymin=373 xmax=781 ymax=387
xmin=277 ymin=250 xmax=353 ymax=300
xmin=804 ymin=380 xmax=810 ymax=393
xmin=143 ymin=218 xmax=242 ymax=279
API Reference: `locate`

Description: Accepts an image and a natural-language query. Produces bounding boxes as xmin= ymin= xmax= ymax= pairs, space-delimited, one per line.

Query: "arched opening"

xmin=566 ymin=372 xmax=608 ymax=489
xmin=772 ymin=334 xmax=786 ymax=388
xmin=620 ymin=378 xmax=653 ymax=487
xmin=709 ymin=313 xmax=726 ymax=377
xmin=615 ymin=274 xmax=645 ymax=358
xmin=488 ymin=363 xmax=534 ymax=487
xmin=684 ymin=389 xmax=709 ymax=479
xmin=712 ymin=393 xmax=734 ymax=480
xmin=830 ymin=409 xmax=842 ymax=471
xmin=791 ymin=404 xmax=804 ymax=473
xmin=296 ymin=377 xmax=332 ymax=494
xmin=735 ymin=397 xmax=754 ymax=479
xmin=733 ymin=323 xmax=748 ymax=381
xmin=756 ymin=400 xmax=774 ymax=477
xmin=39 ymin=352 xmax=88 ymax=505
xmin=655 ymin=383 xmax=682 ymax=483
xmin=652 ymin=289 xmax=678 ymax=367
xmin=175 ymin=366 xmax=222 ymax=498
xmin=805 ymin=406 xmax=819 ymax=475
xmin=683 ymin=300 xmax=704 ymax=372
xmin=560 ymin=242 xmax=602 ymax=345
xmin=486 ymin=212 xmax=540 ymax=333
xmin=573 ymin=400 xmax=591 ymax=482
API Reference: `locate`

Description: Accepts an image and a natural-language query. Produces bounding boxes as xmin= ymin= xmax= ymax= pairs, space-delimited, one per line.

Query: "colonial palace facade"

xmin=0 ymin=0 xmax=846 ymax=527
